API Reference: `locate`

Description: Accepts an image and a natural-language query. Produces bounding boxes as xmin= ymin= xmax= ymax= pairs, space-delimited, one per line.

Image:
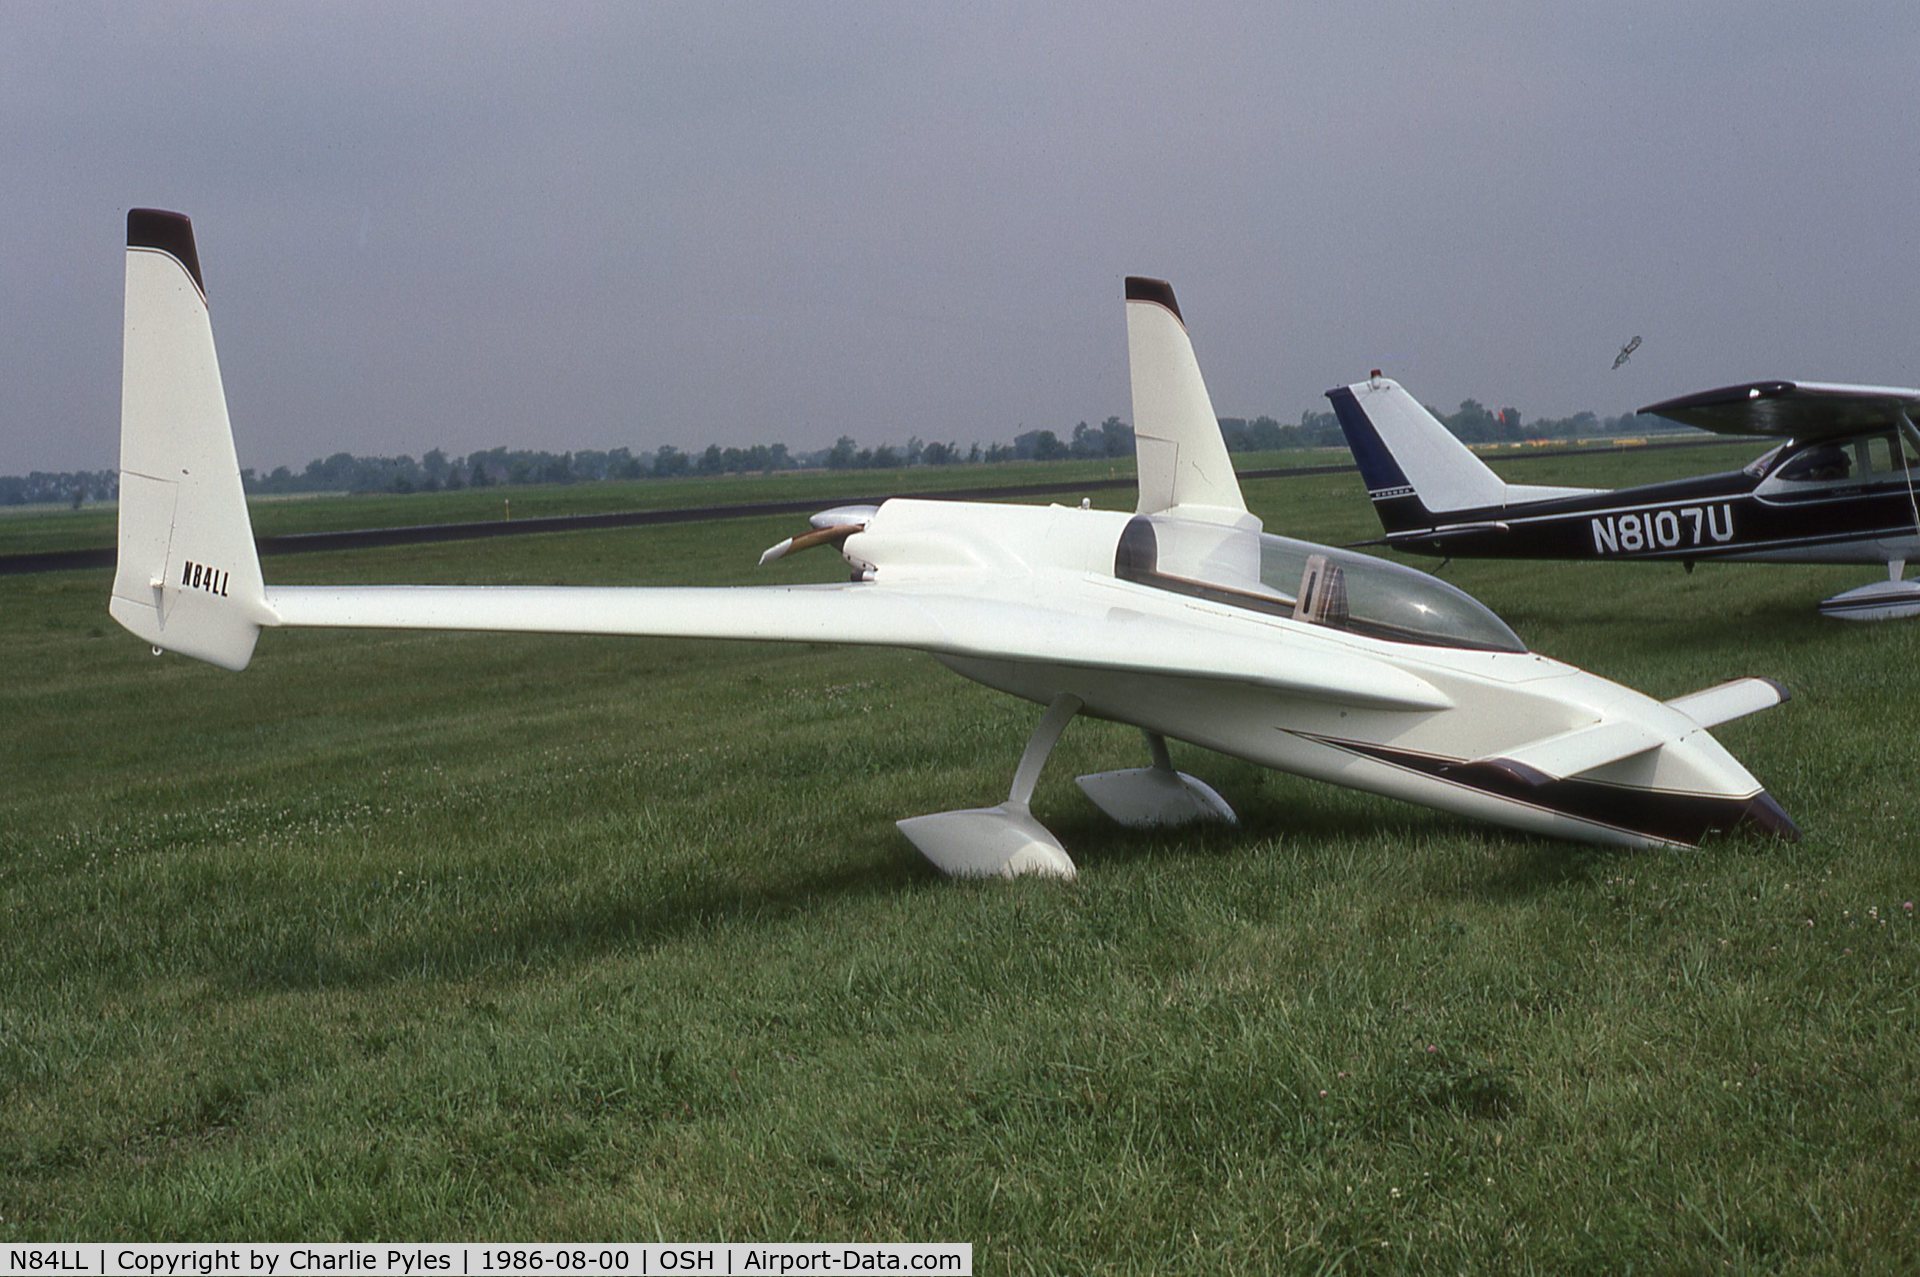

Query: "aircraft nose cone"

xmin=1737 ymin=790 xmax=1800 ymax=842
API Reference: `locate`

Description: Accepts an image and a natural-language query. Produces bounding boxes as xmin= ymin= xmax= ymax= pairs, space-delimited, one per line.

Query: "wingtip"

xmin=127 ymin=208 xmax=205 ymax=295
xmin=1124 ymin=276 xmax=1182 ymax=324
xmin=1636 ymin=380 xmax=1797 ymax=419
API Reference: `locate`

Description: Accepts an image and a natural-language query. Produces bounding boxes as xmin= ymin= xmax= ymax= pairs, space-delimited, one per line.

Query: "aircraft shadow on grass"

xmin=229 ymin=856 xmax=909 ymax=994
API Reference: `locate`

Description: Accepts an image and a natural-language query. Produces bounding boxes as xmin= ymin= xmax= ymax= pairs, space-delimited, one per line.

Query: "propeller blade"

xmin=758 ymin=522 xmax=863 ymax=566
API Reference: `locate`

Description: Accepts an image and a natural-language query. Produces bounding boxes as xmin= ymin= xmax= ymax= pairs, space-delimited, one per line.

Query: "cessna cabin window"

xmin=1767 ymin=431 xmax=1920 ymax=486
xmin=1113 ymin=515 xmax=1527 ymax=654
xmin=1858 ymin=431 xmax=1920 ymax=476
xmin=1775 ymin=444 xmax=1853 ymax=484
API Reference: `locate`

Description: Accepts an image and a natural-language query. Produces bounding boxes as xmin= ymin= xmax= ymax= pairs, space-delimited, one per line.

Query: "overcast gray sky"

xmin=5 ymin=1 xmax=1918 ymax=475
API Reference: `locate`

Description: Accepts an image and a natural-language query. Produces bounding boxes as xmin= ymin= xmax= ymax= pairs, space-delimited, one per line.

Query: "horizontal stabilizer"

xmin=1506 ymin=483 xmax=1604 ymax=502
xmin=1479 ymin=717 xmax=1664 ymax=782
xmin=1663 ymin=677 xmax=1790 ymax=727
xmin=1388 ymin=521 xmax=1511 ymax=543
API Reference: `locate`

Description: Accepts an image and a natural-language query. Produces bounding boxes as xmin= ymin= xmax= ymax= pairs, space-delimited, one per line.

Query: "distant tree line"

xmin=0 ymin=469 xmax=120 ymax=508
xmin=1431 ymin=399 xmax=1667 ymax=444
xmin=3 ymin=401 xmax=1684 ymax=504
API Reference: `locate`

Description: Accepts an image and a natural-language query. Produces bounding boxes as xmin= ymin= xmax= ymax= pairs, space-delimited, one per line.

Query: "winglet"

xmin=1125 ymin=277 xmax=1248 ymax=521
xmin=111 ymin=208 xmax=270 ymax=670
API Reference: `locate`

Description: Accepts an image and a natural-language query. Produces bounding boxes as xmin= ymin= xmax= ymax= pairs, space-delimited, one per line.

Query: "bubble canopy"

xmin=1114 ymin=515 xmax=1528 ymax=654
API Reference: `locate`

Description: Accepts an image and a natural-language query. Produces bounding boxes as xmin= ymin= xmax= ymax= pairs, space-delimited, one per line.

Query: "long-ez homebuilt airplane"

xmin=1329 ymin=373 xmax=1920 ymax=619
xmin=111 ymin=210 xmax=1797 ymax=876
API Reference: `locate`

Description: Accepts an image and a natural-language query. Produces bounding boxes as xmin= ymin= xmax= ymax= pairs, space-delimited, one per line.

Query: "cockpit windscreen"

xmin=1114 ymin=516 xmax=1527 ymax=654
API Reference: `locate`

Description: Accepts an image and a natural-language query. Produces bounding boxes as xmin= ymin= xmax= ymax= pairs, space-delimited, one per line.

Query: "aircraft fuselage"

xmin=1380 ymin=438 xmax=1920 ymax=567
xmin=850 ymin=498 xmax=1792 ymax=850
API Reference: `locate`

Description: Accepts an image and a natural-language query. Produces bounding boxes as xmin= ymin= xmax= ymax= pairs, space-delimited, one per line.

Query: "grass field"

xmin=3 ymin=445 xmax=1916 ymax=1271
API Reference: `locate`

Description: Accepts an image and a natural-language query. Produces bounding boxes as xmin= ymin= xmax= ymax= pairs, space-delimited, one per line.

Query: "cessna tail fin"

xmin=1327 ymin=376 xmax=1600 ymax=533
xmin=110 ymin=209 xmax=269 ymax=671
xmin=1124 ymin=277 xmax=1250 ymax=523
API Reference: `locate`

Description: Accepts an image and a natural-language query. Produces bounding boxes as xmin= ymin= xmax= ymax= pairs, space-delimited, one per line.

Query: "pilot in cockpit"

xmin=1782 ymin=444 xmax=1851 ymax=483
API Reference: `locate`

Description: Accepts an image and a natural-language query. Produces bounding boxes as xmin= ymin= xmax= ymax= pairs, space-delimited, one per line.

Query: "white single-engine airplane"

xmin=110 ymin=210 xmax=1799 ymax=878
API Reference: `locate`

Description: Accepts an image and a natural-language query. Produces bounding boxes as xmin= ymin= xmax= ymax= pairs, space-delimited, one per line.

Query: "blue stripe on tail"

xmin=1326 ymin=386 xmax=1411 ymax=498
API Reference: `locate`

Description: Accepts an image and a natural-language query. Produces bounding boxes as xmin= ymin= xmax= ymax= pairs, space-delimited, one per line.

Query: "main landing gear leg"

xmin=895 ymin=694 xmax=1082 ymax=880
xmin=1075 ymin=730 xmax=1237 ymax=829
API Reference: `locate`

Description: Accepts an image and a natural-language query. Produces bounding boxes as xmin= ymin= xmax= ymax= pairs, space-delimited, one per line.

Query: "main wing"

xmin=112 ymin=209 xmax=1450 ymax=716
xmin=263 ymin=582 xmax=1454 ymax=712
xmin=1640 ymin=380 xmax=1920 ymax=437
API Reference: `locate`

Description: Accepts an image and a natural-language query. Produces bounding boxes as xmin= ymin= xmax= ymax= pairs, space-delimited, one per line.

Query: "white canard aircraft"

xmin=110 ymin=210 xmax=1799 ymax=878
